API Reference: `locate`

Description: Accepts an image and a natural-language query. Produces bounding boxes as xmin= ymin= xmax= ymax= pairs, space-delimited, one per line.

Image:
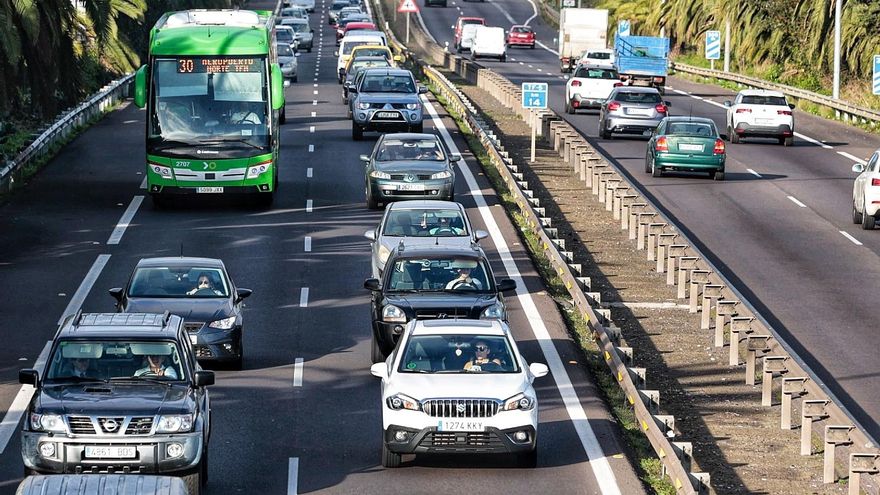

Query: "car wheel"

xmin=530 ymin=43 xmax=535 ymax=49
xmin=352 ymin=123 xmax=363 ymax=141
xmin=565 ymin=100 xmax=573 ymax=114
xmin=382 ymin=442 xmax=402 ymax=468
xmin=500 ymin=54 xmax=506 ymax=62
xmin=783 ymin=136 xmax=794 ymax=147
xmin=183 ymin=468 xmax=203 ymax=495
xmin=370 ymin=333 xmax=385 ymax=362
xmin=308 ymin=46 xmax=312 ymax=53
xmin=517 ymin=447 xmax=538 ymax=468
xmin=644 ymin=154 xmax=652 ymax=173
xmin=347 ymin=107 xmax=352 ymax=119
xmin=599 ymin=121 xmax=611 ymax=139
xmin=651 ymin=160 xmax=662 ymax=177
xmin=713 ymin=170 xmax=725 ymax=181
xmin=729 ymin=125 xmax=740 ymax=144
xmin=853 ymin=201 xmax=863 ymax=224
xmin=862 ymin=204 xmax=875 ymax=230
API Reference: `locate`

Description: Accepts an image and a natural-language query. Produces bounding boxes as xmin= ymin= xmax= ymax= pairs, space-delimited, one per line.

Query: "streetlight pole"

xmin=832 ymin=0 xmax=841 ymax=100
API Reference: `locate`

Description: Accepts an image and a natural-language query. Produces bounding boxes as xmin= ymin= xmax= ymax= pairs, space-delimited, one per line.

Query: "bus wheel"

xmin=255 ymin=192 xmax=274 ymax=209
xmin=150 ymin=193 xmax=167 ymax=209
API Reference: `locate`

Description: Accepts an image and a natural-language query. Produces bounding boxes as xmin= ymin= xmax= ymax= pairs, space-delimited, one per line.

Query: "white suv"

xmin=565 ymin=63 xmax=621 ymax=114
xmin=370 ymin=319 xmax=549 ymax=468
xmin=724 ymin=89 xmax=795 ymax=146
xmin=851 ymin=148 xmax=880 ymax=230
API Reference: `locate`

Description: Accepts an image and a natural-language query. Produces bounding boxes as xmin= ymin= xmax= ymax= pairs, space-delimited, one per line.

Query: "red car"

xmin=336 ymin=19 xmax=374 ymax=42
xmin=506 ymin=24 xmax=535 ymax=48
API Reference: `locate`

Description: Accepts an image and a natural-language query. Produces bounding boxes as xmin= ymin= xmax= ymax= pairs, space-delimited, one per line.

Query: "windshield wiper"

xmin=198 ymin=138 xmax=265 ymax=150
xmin=151 ymin=139 xmax=196 ymax=151
xmin=46 ymin=376 xmax=108 ymax=384
xmin=109 ymin=376 xmax=174 ymax=386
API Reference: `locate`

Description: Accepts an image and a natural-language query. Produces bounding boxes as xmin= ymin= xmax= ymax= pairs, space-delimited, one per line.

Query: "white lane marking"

xmin=306 ymin=167 xmax=313 ymax=178
xmin=313 ymin=90 xmax=319 ymax=95
xmin=314 ymin=78 xmax=318 ymax=82
xmin=308 ymin=144 xmax=315 ymax=152
xmin=747 ymin=168 xmax=763 ymax=178
xmin=304 ymin=236 xmax=312 ymax=252
xmin=58 ymin=254 xmax=112 ymax=325
xmin=107 ymin=196 xmax=144 ymax=245
xmin=537 ymin=68 xmax=542 ymax=72
xmin=422 ymin=96 xmax=622 ymax=493
xmin=536 ymin=40 xmax=558 ymax=55
xmin=840 ymin=231 xmax=863 ymax=246
xmin=299 ymin=288 xmax=310 ymax=308
xmin=0 ymin=340 xmax=52 ymax=454
xmin=311 ymin=111 xmax=316 ymax=117
xmin=519 ymin=62 xmax=524 ymax=65
xmin=313 ymin=83 xmax=318 ymax=87
xmin=838 ymin=151 xmax=867 ymax=165
xmin=523 ymin=0 xmax=538 ymax=24
xmin=293 ymin=358 xmax=304 ymax=386
xmin=313 ymin=100 xmax=318 ymax=105
xmin=527 ymin=64 xmax=533 ymax=68
xmin=510 ymin=57 xmax=516 ymax=62
xmin=787 ymin=195 xmax=807 ymax=208
xmin=794 ymin=132 xmax=832 ymax=149
xmin=489 ymin=1 xmax=517 ymax=25
xmin=288 ymin=458 xmax=299 ymax=495
xmin=139 ymin=177 xmax=147 ymax=189
xmin=309 ymin=126 xmax=315 ymax=133
xmin=306 ymin=199 xmax=313 ymax=212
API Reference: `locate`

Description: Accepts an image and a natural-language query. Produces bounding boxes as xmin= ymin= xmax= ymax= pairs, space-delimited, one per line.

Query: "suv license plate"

xmin=376 ymin=111 xmax=399 ymax=119
xmin=197 ymin=187 xmax=224 ymax=194
xmin=397 ymin=184 xmax=425 ymax=191
xmin=84 ymin=446 xmax=137 ymax=459
xmin=438 ymin=420 xmax=484 ymax=432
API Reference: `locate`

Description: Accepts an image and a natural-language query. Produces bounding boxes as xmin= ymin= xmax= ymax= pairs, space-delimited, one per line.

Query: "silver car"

xmin=364 ymin=200 xmax=488 ymax=277
xmin=285 ymin=18 xmax=314 ymax=52
xmin=598 ymin=86 xmax=670 ymax=139
xmin=350 ymin=68 xmax=426 ymax=140
xmin=276 ymin=42 xmax=298 ymax=82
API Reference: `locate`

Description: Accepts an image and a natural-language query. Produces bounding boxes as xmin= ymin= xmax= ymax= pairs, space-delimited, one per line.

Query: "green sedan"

xmin=645 ymin=116 xmax=726 ymax=180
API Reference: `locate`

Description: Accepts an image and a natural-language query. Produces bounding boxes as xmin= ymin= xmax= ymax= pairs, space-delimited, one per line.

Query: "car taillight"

xmin=872 ymin=179 xmax=880 ymax=186
xmin=655 ymin=104 xmax=668 ymax=114
xmin=655 ymin=136 xmax=668 ymax=152
xmin=736 ymin=108 xmax=752 ymax=113
xmin=607 ymin=101 xmax=621 ymax=111
xmin=652 ymin=77 xmax=665 ymax=83
xmin=777 ymin=110 xmax=792 ymax=116
xmin=571 ymin=80 xmax=581 ymax=87
xmin=713 ymin=139 xmax=725 ymax=154
xmin=613 ymin=82 xmax=623 ymax=87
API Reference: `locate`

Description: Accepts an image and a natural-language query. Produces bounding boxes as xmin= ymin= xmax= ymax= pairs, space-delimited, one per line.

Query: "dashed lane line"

xmin=304 ymin=236 xmax=312 ymax=252
xmin=747 ymin=168 xmax=763 ymax=178
xmin=308 ymin=144 xmax=315 ymax=152
xmin=293 ymin=358 xmax=304 ymax=386
xmin=787 ymin=195 xmax=807 ymax=208
xmin=287 ymin=458 xmax=299 ymax=495
xmin=306 ymin=167 xmax=313 ymax=178
xmin=299 ymin=288 xmax=309 ymax=308
xmin=840 ymin=231 xmax=863 ymax=246
xmin=107 ymin=196 xmax=144 ymax=245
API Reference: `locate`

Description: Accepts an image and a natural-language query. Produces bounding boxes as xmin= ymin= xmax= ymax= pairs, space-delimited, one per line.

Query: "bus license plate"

xmin=84 ymin=446 xmax=137 ymax=459
xmin=438 ymin=420 xmax=484 ymax=432
xmin=197 ymin=187 xmax=224 ymax=194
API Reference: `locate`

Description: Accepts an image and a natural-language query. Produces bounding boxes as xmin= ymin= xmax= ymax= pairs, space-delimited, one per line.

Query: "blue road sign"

xmin=618 ymin=20 xmax=630 ymax=38
xmin=522 ymin=82 xmax=548 ymax=109
xmin=705 ymin=30 xmax=721 ymax=60
xmin=874 ymin=55 xmax=880 ymax=95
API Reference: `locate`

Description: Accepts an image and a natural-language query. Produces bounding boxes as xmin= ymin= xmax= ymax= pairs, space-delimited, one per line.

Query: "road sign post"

xmin=522 ymin=82 xmax=548 ymax=163
xmin=397 ymin=0 xmax=419 ymax=44
xmin=705 ymin=30 xmax=720 ymax=71
xmin=873 ymin=55 xmax=880 ymax=96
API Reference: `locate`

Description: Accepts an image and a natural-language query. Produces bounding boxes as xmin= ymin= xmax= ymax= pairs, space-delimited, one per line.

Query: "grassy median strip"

xmin=428 ymin=80 xmax=676 ymax=494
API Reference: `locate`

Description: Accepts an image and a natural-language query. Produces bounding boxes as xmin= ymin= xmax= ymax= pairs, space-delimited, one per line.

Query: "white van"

xmin=336 ymin=33 xmax=386 ymax=82
xmin=457 ymin=23 xmax=480 ymax=53
xmin=471 ymin=26 xmax=506 ymax=62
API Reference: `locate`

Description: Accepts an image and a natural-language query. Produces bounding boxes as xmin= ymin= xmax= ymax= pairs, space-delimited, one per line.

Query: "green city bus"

xmin=133 ymin=9 xmax=286 ymax=207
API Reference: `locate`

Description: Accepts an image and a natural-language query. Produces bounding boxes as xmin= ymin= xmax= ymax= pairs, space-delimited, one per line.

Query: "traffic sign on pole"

xmin=521 ymin=82 xmax=548 ymax=109
xmin=617 ymin=20 xmax=631 ymax=38
xmin=873 ymin=55 xmax=880 ymax=95
xmin=705 ymin=31 xmax=721 ymax=60
xmin=397 ymin=0 xmax=418 ymax=13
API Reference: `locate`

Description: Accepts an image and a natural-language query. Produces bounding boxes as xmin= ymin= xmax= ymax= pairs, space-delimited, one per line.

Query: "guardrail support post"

xmin=646 ymin=223 xmax=665 ymax=261
xmin=605 ymin=179 xmax=621 ymax=211
xmin=676 ymin=257 xmax=699 ymax=298
xmin=848 ymin=453 xmax=880 ymax=495
xmin=688 ymin=270 xmax=710 ymax=312
xmin=729 ymin=317 xmax=753 ymax=365
xmin=656 ymin=234 xmax=677 ymax=272
xmin=591 ymin=164 xmax=608 ymax=195
xmin=667 ymin=245 xmax=688 ymax=285
xmin=636 ymin=213 xmax=656 ymax=250
xmin=824 ymin=425 xmax=854 ymax=483
xmin=700 ymin=284 xmax=723 ymax=329
xmin=780 ymin=377 xmax=808 ymax=429
xmin=801 ymin=400 xmax=829 ymax=455
xmin=628 ymin=203 xmax=647 ymax=239
xmin=639 ymin=389 xmax=660 ymax=414
xmin=745 ymin=335 xmax=771 ymax=385
xmin=713 ymin=300 xmax=737 ymax=347
xmin=761 ymin=356 xmax=788 ymax=406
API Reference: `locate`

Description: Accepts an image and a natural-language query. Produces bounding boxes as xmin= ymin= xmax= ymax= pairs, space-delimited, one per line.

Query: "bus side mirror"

xmin=134 ymin=65 xmax=147 ymax=109
xmin=271 ymin=63 xmax=285 ymax=111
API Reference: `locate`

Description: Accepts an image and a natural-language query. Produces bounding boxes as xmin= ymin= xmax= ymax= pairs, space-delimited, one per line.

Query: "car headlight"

xmin=378 ymin=244 xmax=391 ymax=264
xmin=480 ymin=303 xmax=505 ymax=319
xmin=502 ymin=393 xmax=535 ymax=411
xmin=150 ymin=163 xmax=173 ymax=178
xmin=357 ymin=102 xmax=371 ymax=110
xmin=156 ymin=414 xmax=194 ymax=433
xmin=30 ymin=413 xmax=66 ymax=433
xmin=386 ymin=393 xmax=420 ymax=411
xmin=405 ymin=103 xmax=419 ymax=110
xmin=247 ymin=162 xmax=271 ymax=179
xmin=430 ymin=170 xmax=452 ymax=180
xmin=382 ymin=304 xmax=407 ymax=323
xmin=369 ymin=170 xmax=391 ymax=179
xmin=208 ymin=316 xmax=237 ymax=330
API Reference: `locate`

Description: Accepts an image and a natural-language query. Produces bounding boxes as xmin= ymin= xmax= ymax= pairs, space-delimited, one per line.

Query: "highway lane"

xmin=417 ymin=0 xmax=880 ymax=441
xmin=0 ymin=1 xmax=644 ymax=493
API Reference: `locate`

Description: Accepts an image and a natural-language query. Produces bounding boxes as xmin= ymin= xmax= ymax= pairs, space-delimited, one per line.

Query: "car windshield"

xmin=331 ymin=1 xmax=348 ymax=9
xmin=575 ymin=67 xmax=618 ymax=79
xmin=615 ymin=91 xmax=662 ymax=104
xmin=276 ymin=29 xmax=294 ymax=43
xmin=276 ymin=43 xmax=294 ymax=57
xmin=361 ymin=74 xmax=414 ymax=93
xmin=741 ymin=95 xmax=788 ymax=106
xmin=462 ymin=19 xmax=483 ymax=26
xmin=289 ymin=23 xmax=310 ymax=33
xmin=281 ymin=8 xmax=305 ymax=17
xmin=585 ymin=51 xmax=611 ymax=60
xmin=666 ymin=122 xmax=716 ymax=137
xmin=386 ymin=257 xmax=491 ymax=292
xmin=376 ymin=138 xmax=443 ymax=161
xmin=353 ymin=47 xmax=390 ymax=59
xmin=383 ymin=209 xmax=468 ymax=237
xmin=45 ymin=340 xmax=185 ymax=382
xmin=398 ymin=334 xmax=518 ymax=373
xmin=511 ymin=26 xmax=531 ymax=33
xmin=128 ymin=266 xmax=230 ymax=298
xmin=343 ymin=40 xmax=380 ymax=55
xmin=350 ymin=59 xmax=390 ymax=71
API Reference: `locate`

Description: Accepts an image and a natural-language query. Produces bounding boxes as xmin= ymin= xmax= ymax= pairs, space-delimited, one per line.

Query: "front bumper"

xmin=368 ymin=178 xmax=453 ymax=202
xmin=384 ymin=424 xmax=537 ymax=455
xmin=604 ymin=115 xmax=663 ymax=134
xmin=734 ymin=122 xmax=792 ymax=137
xmin=280 ymin=65 xmax=296 ymax=79
xmin=187 ymin=325 xmax=242 ymax=362
xmin=353 ymin=109 xmax=423 ymax=131
xmin=149 ymin=184 xmax=273 ymax=196
xmin=22 ymin=431 xmax=203 ymax=475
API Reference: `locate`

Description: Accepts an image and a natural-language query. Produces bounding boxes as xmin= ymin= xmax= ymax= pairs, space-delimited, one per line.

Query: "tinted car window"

xmin=351 ymin=59 xmax=390 ymax=71
xmin=362 ymin=74 xmax=415 ymax=93
xmin=46 ymin=340 xmax=184 ymax=382
xmin=616 ymin=91 xmax=662 ymax=104
xmin=575 ymin=67 xmax=618 ymax=79
xmin=129 ymin=267 xmax=229 ymax=297
xmin=384 ymin=209 xmax=468 ymax=237
xmin=387 ymin=258 xmax=490 ymax=291
xmin=276 ymin=29 xmax=294 ymax=44
xmin=741 ymin=95 xmax=787 ymax=106
xmin=343 ymin=41 xmax=375 ymax=54
xmin=511 ymin=26 xmax=532 ymax=33
xmin=376 ymin=138 xmax=443 ymax=161
xmin=276 ymin=43 xmax=294 ymax=57
xmin=398 ymin=334 xmax=517 ymax=373
xmin=586 ymin=51 xmax=611 ymax=60
xmin=667 ymin=122 xmax=716 ymax=136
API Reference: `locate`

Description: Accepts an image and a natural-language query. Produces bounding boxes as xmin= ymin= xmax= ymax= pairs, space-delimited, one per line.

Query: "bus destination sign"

xmin=177 ymin=58 xmax=260 ymax=74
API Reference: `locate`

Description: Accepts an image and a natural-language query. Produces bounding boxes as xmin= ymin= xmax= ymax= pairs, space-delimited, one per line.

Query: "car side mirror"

xmin=194 ymin=370 xmax=215 ymax=387
xmin=418 ymin=86 xmax=428 ymax=94
xmin=364 ymin=278 xmax=381 ymax=291
xmin=235 ymin=288 xmax=253 ymax=303
xmin=853 ymin=163 xmax=866 ymax=173
xmin=474 ymin=230 xmax=489 ymax=241
xmin=359 ymin=154 xmax=370 ymax=162
xmin=311 ymin=29 xmax=315 ymax=33
xmin=108 ymin=287 xmax=124 ymax=302
xmin=529 ymin=363 xmax=549 ymax=379
xmin=496 ymin=279 xmax=517 ymax=292
xmin=723 ymin=101 xmax=732 ymax=107
xmin=370 ymin=362 xmax=387 ymax=378
xmin=349 ymin=87 xmax=358 ymax=94
xmin=19 ymin=369 xmax=39 ymax=387
xmin=788 ymin=103 xmax=795 ymax=110
xmin=449 ymin=153 xmax=462 ymax=162
xmin=364 ymin=229 xmax=377 ymax=241
xmin=334 ymin=51 xmax=339 ymax=57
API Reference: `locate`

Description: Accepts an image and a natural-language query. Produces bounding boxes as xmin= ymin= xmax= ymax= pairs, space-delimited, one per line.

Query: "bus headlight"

xmin=247 ymin=163 xmax=271 ymax=179
xmin=150 ymin=164 xmax=173 ymax=178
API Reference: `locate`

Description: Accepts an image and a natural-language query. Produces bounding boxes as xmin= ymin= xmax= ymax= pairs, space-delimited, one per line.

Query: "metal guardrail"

xmin=374 ymin=1 xmax=880 ymax=493
xmin=0 ymin=73 xmax=134 ymax=193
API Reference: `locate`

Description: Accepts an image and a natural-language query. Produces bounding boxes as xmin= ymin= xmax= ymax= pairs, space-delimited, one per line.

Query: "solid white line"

xmin=840 ymin=231 xmax=863 ymax=246
xmin=787 ymin=195 xmax=807 ymax=208
xmin=293 ymin=358 xmax=304 ymax=386
xmin=306 ymin=199 xmax=313 ymax=212
xmin=747 ymin=168 xmax=763 ymax=178
xmin=422 ymin=96 xmax=621 ymax=494
xmin=673 ymin=89 xmax=688 ymax=95
xmin=58 ymin=254 xmax=112 ymax=325
xmin=299 ymin=288 xmax=309 ymax=308
xmin=0 ymin=340 xmax=52 ymax=454
xmin=309 ymin=126 xmax=315 ymax=133
xmin=287 ymin=458 xmax=299 ymax=495
xmin=139 ymin=177 xmax=147 ymax=189
xmin=535 ymin=40 xmax=558 ymax=56
xmin=523 ymin=0 xmax=538 ymax=25
xmin=838 ymin=151 xmax=867 ymax=165
xmin=107 ymin=196 xmax=144 ymax=245
xmin=304 ymin=236 xmax=312 ymax=252
xmin=527 ymin=64 xmax=533 ymax=68
xmin=306 ymin=167 xmax=313 ymax=178
xmin=308 ymin=144 xmax=315 ymax=152
xmin=489 ymin=1 xmax=517 ymax=24
xmin=794 ymin=132 xmax=832 ymax=149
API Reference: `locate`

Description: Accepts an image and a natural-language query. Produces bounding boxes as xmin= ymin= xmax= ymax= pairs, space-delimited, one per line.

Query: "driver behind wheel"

xmin=227 ymin=101 xmax=262 ymax=125
xmin=463 ymin=341 xmax=501 ymax=370
xmin=187 ymin=272 xmax=224 ymax=296
xmin=445 ymin=263 xmax=483 ymax=290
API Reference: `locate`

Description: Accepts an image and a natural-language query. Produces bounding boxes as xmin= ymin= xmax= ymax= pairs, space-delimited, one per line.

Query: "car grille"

xmin=368 ymin=103 xmax=410 ymax=109
xmin=184 ymin=322 xmax=204 ymax=332
xmin=426 ymin=431 xmax=503 ymax=448
xmin=125 ymin=417 xmax=154 ymax=435
xmin=68 ymin=416 xmax=96 ymax=434
xmin=423 ymin=399 xmax=499 ymax=418
xmin=389 ymin=174 xmax=432 ymax=180
xmin=99 ymin=417 xmax=125 ymax=434
xmin=415 ymin=308 xmax=471 ymax=319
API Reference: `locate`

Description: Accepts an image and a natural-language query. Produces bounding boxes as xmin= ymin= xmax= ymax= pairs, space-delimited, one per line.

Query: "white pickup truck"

xmin=564 ymin=64 xmax=622 ymax=114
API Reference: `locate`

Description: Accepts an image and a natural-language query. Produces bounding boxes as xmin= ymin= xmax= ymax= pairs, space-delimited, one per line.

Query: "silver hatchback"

xmin=598 ymin=87 xmax=670 ymax=139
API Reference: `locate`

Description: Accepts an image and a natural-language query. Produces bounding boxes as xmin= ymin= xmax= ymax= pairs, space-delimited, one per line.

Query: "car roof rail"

xmin=162 ymin=310 xmax=172 ymax=325
xmin=72 ymin=309 xmax=84 ymax=326
xmin=397 ymin=240 xmax=405 ymax=255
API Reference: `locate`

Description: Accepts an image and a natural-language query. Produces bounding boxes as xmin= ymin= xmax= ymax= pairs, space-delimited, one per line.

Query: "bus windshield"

xmin=148 ymin=56 xmax=270 ymax=157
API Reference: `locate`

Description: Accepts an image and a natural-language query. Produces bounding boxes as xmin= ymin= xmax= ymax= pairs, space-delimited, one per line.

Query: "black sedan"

xmin=109 ymin=257 xmax=252 ymax=369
